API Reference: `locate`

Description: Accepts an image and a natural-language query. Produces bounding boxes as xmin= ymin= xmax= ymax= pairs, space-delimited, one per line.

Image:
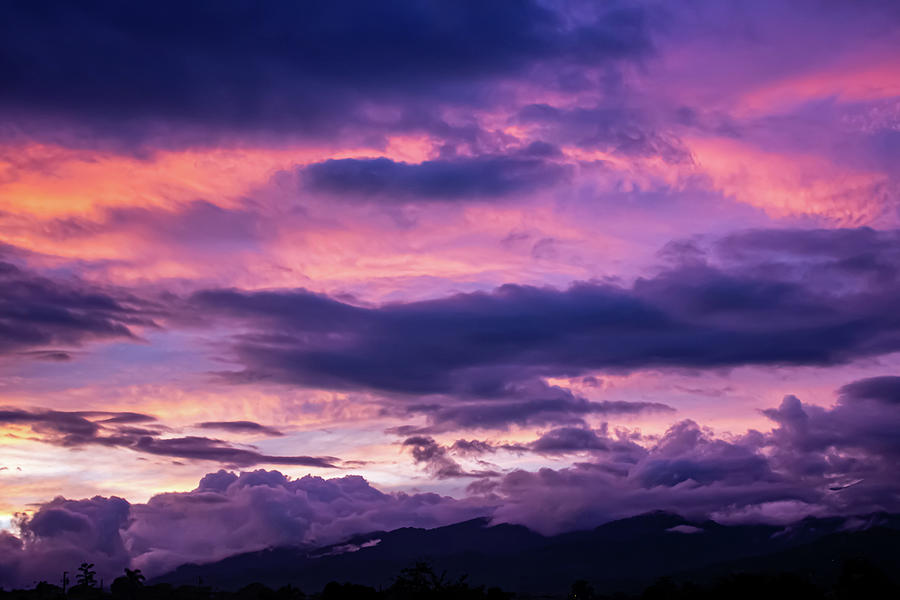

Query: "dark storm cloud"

xmin=0 ymin=408 xmax=336 ymax=468
xmin=0 ymin=259 xmax=154 ymax=356
xmin=0 ymin=0 xmax=651 ymax=148
xmin=192 ymin=229 xmax=900 ymax=416
xmin=196 ymin=420 xmax=285 ymax=436
xmin=303 ymin=155 xmax=570 ymax=201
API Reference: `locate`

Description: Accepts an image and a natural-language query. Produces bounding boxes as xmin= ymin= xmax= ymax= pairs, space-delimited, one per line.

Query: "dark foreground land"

xmin=4 ymin=511 xmax=900 ymax=599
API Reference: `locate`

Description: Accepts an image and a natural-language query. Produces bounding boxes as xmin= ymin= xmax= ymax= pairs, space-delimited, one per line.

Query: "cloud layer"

xmin=3 ymin=375 xmax=900 ymax=587
xmin=1 ymin=1 xmax=899 ymax=589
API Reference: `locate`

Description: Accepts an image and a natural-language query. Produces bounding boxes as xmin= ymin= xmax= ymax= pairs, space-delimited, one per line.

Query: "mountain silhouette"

xmin=153 ymin=511 xmax=900 ymax=595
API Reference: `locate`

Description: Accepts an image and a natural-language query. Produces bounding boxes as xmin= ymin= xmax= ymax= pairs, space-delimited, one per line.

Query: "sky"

xmin=2 ymin=0 xmax=900 ymax=587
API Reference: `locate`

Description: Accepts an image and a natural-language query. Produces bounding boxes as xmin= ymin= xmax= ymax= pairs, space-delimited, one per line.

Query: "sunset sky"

xmin=2 ymin=0 xmax=900 ymax=586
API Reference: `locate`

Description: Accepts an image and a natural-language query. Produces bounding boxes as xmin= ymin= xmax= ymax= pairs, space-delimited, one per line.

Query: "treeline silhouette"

xmin=2 ymin=558 xmax=897 ymax=600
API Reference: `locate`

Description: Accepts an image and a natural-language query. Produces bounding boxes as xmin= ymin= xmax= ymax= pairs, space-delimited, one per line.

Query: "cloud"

xmin=761 ymin=390 xmax=900 ymax=489
xmin=529 ymin=427 xmax=613 ymax=454
xmin=0 ymin=259 xmax=154 ymax=356
xmin=476 ymin=378 xmax=900 ymax=533
xmin=80 ymin=412 xmax=158 ymax=424
xmin=401 ymin=382 xmax=673 ymax=432
xmin=48 ymin=201 xmax=268 ymax=249
xmin=0 ymin=1 xmax=651 ymax=149
xmin=132 ymin=437 xmax=337 ymax=469
xmin=0 ymin=496 xmax=131 ymax=589
xmin=628 ymin=420 xmax=775 ymax=488
xmin=191 ymin=228 xmax=900 ymax=431
xmin=18 ymin=350 xmax=72 ymax=362
xmin=0 ymin=408 xmax=105 ymax=439
xmin=4 ymin=374 xmax=900 ymax=586
xmin=0 ymin=408 xmax=336 ymax=468
xmin=302 ymin=154 xmax=570 ymax=201
xmin=451 ymin=439 xmax=527 ymax=456
xmin=838 ymin=376 xmax=900 ymax=405
xmin=517 ymin=103 xmax=692 ymax=163
xmin=128 ymin=470 xmax=486 ymax=580
xmin=401 ymin=436 xmax=499 ymax=479
xmin=196 ymin=421 xmax=285 ymax=437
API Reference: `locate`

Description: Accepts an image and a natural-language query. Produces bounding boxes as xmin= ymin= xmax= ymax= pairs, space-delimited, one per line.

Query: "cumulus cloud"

xmin=761 ymin=389 xmax=900 ymax=500
xmin=0 ymin=470 xmax=490 ymax=587
xmin=0 ymin=496 xmax=131 ymax=589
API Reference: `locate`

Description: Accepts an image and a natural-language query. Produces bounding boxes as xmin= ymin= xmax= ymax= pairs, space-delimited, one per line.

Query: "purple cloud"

xmin=303 ymin=154 xmax=570 ymax=201
xmin=187 ymin=228 xmax=900 ymax=434
xmin=401 ymin=436 xmax=500 ymax=479
xmin=196 ymin=421 xmax=285 ymax=437
xmin=4 ymin=374 xmax=900 ymax=587
xmin=0 ymin=1 xmax=651 ymax=149
xmin=0 ymin=259 xmax=154 ymax=356
xmin=0 ymin=409 xmax=336 ymax=468
xmin=1 ymin=496 xmax=131 ymax=589
xmin=530 ymin=427 xmax=612 ymax=454
xmin=838 ymin=376 xmax=900 ymax=405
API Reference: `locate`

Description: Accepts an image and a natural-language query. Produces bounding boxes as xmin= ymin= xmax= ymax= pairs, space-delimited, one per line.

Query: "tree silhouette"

xmin=386 ymin=562 xmax=487 ymax=600
xmin=76 ymin=564 xmax=97 ymax=589
xmin=390 ymin=562 xmax=448 ymax=596
xmin=111 ymin=569 xmax=145 ymax=600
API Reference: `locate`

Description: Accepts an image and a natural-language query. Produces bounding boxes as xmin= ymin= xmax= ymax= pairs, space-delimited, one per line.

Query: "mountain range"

xmin=154 ymin=511 xmax=900 ymax=595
